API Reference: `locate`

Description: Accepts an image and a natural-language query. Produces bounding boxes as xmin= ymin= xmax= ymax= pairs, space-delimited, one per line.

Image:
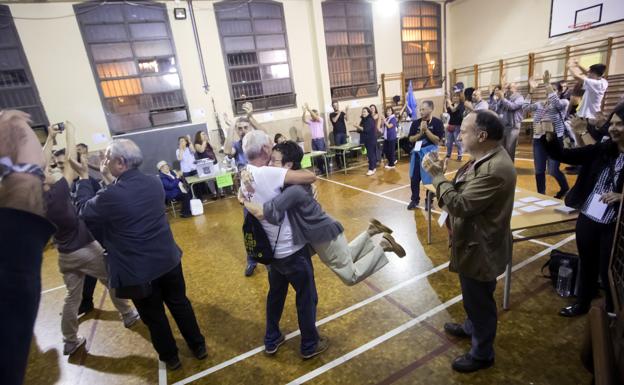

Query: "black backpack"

xmin=541 ymin=250 xmax=580 ymax=294
xmin=242 ymin=212 xmax=281 ymax=265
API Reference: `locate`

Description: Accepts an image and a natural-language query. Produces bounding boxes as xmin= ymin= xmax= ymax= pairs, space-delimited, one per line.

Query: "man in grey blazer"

xmin=423 ymin=110 xmax=516 ymax=373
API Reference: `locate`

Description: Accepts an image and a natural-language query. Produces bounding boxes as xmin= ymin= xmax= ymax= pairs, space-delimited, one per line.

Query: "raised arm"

xmin=42 ymin=125 xmax=60 ymax=169
xmin=223 ymin=117 xmax=237 ymax=156
xmin=567 ymin=58 xmax=586 ymax=82
xmin=63 ymin=122 xmax=77 ymax=184
xmin=301 ymin=105 xmax=308 ymax=123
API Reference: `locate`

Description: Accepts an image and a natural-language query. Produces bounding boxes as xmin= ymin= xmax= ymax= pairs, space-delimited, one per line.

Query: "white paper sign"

xmin=412 ymin=140 xmax=423 ymax=152
xmin=438 ymin=210 xmax=449 ymax=227
xmin=513 ymin=202 xmax=526 ymax=208
xmin=519 ymin=205 xmax=544 ymax=213
xmin=519 ymin=196 xmax=541 ymax=203
xmin=586 ymin=193 xmax=608 ymax=219
xmin=535 ymin=199 xmax=560 ymax=207
xmin=512 ymin=210 xmax=521 ymax=216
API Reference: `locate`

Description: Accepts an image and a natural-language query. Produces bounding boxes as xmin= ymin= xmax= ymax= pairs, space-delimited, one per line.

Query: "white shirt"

xmin=176 ymin=147 xmax=196 ymax=173
xmin=246 ymin=164 xmax=305 ymax=259
xmin=578 ymin=77 xmax=608 ymax=119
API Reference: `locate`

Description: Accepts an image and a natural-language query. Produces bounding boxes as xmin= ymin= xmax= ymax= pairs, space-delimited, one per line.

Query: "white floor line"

xmin=318 ymin=177 xmax=443 ymax=215
xmin=41 ymin=285 xmax=65 ymax=294
xmin=378 ymin=184 xmax=411 ymax=195
xmin=513 ymin=230 xmax=555 ymax=248
xmin=158 ymin=360 xmax=167 ymax=385
xmin=172 ymin=261 xmax=451 ymax=385
xmin=285 ymin=234 xmax=576 ymax=385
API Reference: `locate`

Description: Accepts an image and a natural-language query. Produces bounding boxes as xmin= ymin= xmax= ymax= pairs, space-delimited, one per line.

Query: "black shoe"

xmin=443 ymin=322 xmax=470 ymax=339
xmin=192 ymin=345 xmax=208 ymax=360
xmin=265 ymin=334 xmax=286 ymax=355
xmin=301 ymin=336 xmax=329 ymax=360
xmin=452 ymin=353 xmax=494 ymax=373
xmin=554 ymin=189 xmax=569 ymax=200
xmin=78 ymin=301 xmax=94 ymax=317
xmin=407 ymin=201 xmax=419 ymax=210
xmin=559 ymin=303 xmax=589 ymax=317
xmin=245 ymin=263 xmax=257 ymax=277
xmin=180 ymin=213 xmax=192 ymax=218
xmin=165 ymin=356 xmax=181 ymax=371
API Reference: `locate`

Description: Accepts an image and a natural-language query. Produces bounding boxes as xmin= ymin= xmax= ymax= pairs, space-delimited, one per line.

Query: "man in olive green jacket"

xmin=423 ymin=110 xmax=516 ymax=373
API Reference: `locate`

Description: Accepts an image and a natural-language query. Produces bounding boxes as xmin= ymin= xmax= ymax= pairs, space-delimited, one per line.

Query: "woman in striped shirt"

xmin=542 ymin=104 xmax=624 ymax=317
xmin=524 ymin=71 xmax=569 ymax=198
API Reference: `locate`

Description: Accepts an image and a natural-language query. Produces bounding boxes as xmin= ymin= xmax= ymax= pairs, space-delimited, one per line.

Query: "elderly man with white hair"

xmin=241 ymin=130 xmax=328 ymax=359
xmin=73 ymin=139 xmax=205 ymax=371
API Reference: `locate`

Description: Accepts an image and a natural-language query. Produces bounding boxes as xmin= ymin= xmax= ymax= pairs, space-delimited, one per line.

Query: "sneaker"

xmin=245 ymin=263 xmax=257 ymax=277
xmin=384 ymin=165 xmax=395 ymax=170
xmin=382 ymin=233 xmax=406 ymax=258
xmin=265 ymin=334 xmax=286 ymax=355
xmin=164 ymin=355 xmax=182 ymax=371
xmin=457 ymin=156 xmax=462 ymax=161
xmin=369 ymin=218 xmax=393 ymax=234
xmin=63 ymin=336 xmax=86 ymax=356
xmin=301 ymin=336 xmax=329 ymax=359
xmin=78 ymin=301 xmax=94 ymax=317
xmin=407 ymin=201 xmax=419 ymax=210
xmin=366 ymin=169 xmax=376 ymax=176
xmin=122 ymin=310 xmax=140 ymax=328
xmin=192 ymin=344 xmax=208 ymax=360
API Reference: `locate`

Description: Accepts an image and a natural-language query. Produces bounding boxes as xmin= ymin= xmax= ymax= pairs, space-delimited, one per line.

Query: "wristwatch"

xmin=0 ymin=156 xmax=45 ymax=183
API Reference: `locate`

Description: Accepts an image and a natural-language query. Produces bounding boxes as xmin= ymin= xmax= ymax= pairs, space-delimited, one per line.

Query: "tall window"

xmin=215 ymin=0 xmax=296 ymax=114
xmin=400 ymin=1 xmax=442 ymax=90
xmin=0 ymin=5 xmax=48 ymax=128
xmin=322 ymin=0 xmax=377 ymax=100
xmin=74 ymin=2 xmax=189 ymax=135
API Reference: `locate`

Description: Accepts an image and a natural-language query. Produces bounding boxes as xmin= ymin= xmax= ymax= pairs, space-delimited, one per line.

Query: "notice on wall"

xmin=92 ymin=132 xmax=109 ymax=145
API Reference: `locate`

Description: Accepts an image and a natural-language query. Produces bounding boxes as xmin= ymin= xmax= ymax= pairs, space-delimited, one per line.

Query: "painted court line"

xmin=159 ymin=360 xmax=167 ymax=385
xmin=285 ymin=235 xmax=575 ymax=385
xmin=172 ymin=261 xmax=451 ymax=385
xmin=41 ymin=284 xmax=65 ymax=294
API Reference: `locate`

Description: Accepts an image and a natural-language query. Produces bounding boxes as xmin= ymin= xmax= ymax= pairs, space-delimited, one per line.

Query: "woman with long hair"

xmin=193 ymin=130 xmax=220 ymax=198
xmin=370 ymin=104 xmax=383 ymax=165
xmin=383 ymin=106 xmax=398 ymax=169
xmin=354 ymin=107 xmax=378 ymax=175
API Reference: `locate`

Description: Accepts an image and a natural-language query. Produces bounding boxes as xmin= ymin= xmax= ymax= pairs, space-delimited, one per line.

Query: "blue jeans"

xmin=311 ymin=138 xmax=326 ymax=173
xmin=445 ymin=126 xmax=462 ymax=158
xmin=265 ymin=246 xmax=319 ymax=355
xmin=532 ymin=138 xmax=569 ymax=194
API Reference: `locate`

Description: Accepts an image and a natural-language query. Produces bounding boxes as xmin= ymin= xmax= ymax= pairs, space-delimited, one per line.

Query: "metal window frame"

xmin=0 ymin=5 xmax=49 ymax=129
xmin=74 ymin=1 xmax=190 ymax=135
xmin=214 ymin=0 xmax=296 ymax=115
xmin=400 ymin=1 xmax=442 ymax=91
xmin=322 ymin=0 xmax=378 ymax=101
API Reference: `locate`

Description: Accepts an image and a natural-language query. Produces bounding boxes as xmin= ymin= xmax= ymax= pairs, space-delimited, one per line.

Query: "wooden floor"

xmin=27 ymin=137 xmax=593 ymax=385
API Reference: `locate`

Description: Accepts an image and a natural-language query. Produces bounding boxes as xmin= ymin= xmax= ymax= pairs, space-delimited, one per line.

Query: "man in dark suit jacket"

xmin=424 ymin=110 xmax=516 ymax=373
xmin=73 ymin=139 xmax=205 ymax=371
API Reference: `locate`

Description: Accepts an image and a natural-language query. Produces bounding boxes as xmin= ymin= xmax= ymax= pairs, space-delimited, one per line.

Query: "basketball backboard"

xmin=549 ymin=0 xmax=624 ymax=37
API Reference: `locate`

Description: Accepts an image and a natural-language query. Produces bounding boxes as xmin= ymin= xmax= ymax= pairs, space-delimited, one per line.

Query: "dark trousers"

xmin=576 ymin=214 xmax=616 ymax=311
xmin=383 ymin=139 xmax=397 ymax=166
xmin=132 ymin=263 xmax=205 ymax=361
xmin=334 ymin=132 xmax=347 ymax=168
xmin=459 ymin=274 xmax=497 ymax=361
xmin=311 ymin=138 xmax=326 ymax=173
xmin=265 ymin=246 xmax=319 ymax=355
xmin=80 ymin=275 xmax=97 ymax=307
xmin=175 ymin=192 xmax=192 ymax=216
xmin=364 ymin=139 xmax=377 ymax=171
xmin=410 ymin=153 xmax=422 ymax=203
xmin=533 ymin=138 xmax=569 ymax=194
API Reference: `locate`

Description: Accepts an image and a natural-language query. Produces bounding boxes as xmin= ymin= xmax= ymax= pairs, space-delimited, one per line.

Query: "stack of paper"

xmin=519 ymin=205 xmax=544 ymax=213
xmin=519 ymin=196 xmax=541 ymax=203
xmin=535 ymin=200 xmax=559 ymax=207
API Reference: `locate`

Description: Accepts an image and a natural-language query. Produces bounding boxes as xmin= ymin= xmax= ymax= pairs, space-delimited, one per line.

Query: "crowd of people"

xmin=2 ymin=55 xmax=624 ymax=385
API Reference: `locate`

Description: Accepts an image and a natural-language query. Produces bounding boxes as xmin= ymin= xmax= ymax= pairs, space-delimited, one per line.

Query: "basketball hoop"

xmin=568 ymin=22 xmax=594 ymax=31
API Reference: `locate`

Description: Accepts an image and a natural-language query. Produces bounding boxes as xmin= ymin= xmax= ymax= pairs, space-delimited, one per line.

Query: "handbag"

xmin=115 ymin=282 xmax=153 ymax=300
xmin=541 ymin=250 xmax=580 ymax=295
xmin=242 ymin=212 xmax=281 ymax=265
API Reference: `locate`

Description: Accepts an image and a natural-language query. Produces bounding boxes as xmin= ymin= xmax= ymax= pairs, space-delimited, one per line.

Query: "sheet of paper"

xmin=519 ymin=205 xmax=544 ymax=213
xmin=515 ymin=189 xmax=521 ymax=193
xmin=92 ymin=132 xmax=109 ymax=145
xmin=437 ymin=210 xmax=449 ymax=227
xmin=519 ymin=196 xmax=541 ymax=203
xmin=513 ymin=202 xmax=526 ymax=208
xmin=586 ymin=193 xmax=608 ymax=220
xmin=535 ymin=199 xmax=560 ymax=207
xmin=512 ymin=210 xmax=521 ymax=216
xmin=555 ymin=206 xmax=577 ymax=214
xmin=412 ymin=140 xmax=423 ymax=152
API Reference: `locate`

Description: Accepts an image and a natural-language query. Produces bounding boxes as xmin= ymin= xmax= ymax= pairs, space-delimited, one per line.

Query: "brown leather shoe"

xmin=382 ymin=233 xmax=406 ymax=258
xmin=369 ymin=218 xmax=393 ymax=234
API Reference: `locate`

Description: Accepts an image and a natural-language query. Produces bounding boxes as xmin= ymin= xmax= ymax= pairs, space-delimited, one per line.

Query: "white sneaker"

xmin=384 ymin=165 xmax=395 ymax=170
xmin=366 ymin=169 xmax=376 ymax=176
xmin=122 ymin=309 xmax=141 ymax=328
xmin=63 ymin=335 xmax=86 ymax=356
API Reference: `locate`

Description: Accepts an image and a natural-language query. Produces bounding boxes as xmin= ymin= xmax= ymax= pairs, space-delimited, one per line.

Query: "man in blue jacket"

xmin=73 ymin=139 xmax=205 ymax=371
